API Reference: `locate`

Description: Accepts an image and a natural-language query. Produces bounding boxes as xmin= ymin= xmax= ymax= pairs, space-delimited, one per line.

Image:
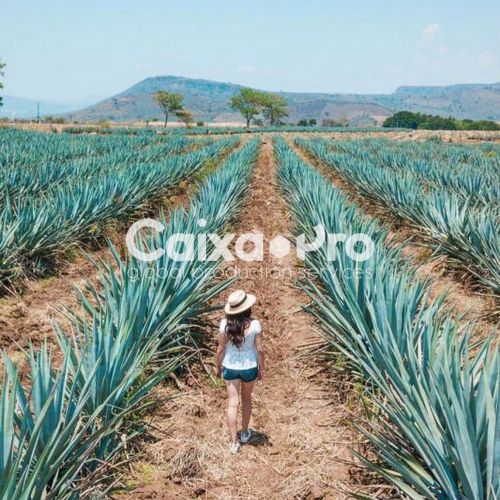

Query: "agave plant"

xmin=275 ymin=136 xmax=500 ymax=499
xmin=0 ymin=126 xmax=213 ymax=192
xmin=297 ymin=136 xmax=500 ymax=296
xmin=0 ymin=137 xmax=261 ymax=496
xmin=0 ymin=208 xmax=18 ymax=285
xmin=0 ymin=135 xmax=238 ymax=283
xmin=0 ymin=344 xmax=136 ymax=499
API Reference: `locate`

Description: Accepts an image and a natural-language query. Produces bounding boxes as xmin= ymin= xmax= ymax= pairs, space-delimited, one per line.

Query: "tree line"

xmin=383 ymin=111 xmax=499 ymax=131
xmin=153 ymin=87 xmax=288 ymax=128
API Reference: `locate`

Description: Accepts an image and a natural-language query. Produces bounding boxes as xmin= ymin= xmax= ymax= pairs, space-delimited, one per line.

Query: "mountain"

xmin=64 ymin=76 xmax=500 ymax=124
xmin=373 ymin=83 xmax=500 ymax=120
xmin=0 ymin=95 xmax=102 ymax=119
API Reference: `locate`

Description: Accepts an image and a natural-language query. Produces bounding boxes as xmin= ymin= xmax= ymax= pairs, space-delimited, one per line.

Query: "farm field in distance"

xmin=0 ymin=124 xmax=498 ymax=499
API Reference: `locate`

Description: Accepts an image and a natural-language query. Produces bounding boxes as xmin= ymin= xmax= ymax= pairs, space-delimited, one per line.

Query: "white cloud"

xmin=415 ymin=23 xmax=448 ymax=65
xmin=421 ymin=23 xmax=440 ymax=42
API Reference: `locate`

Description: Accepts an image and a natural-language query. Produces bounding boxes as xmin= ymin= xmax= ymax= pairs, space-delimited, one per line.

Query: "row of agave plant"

xmin=0 ymin=129 xmax=203 ymax=201
xmin=0 ymin=136 xmax=238 ymax=285
xmin=296 ymin=137 xmax=500 ymax=295
xmin=0 ymin=138 xmax=261 ymax=499
xmin=321 ymin=138 xmax=500 ymax=205
xmin=0 ymin=128 xmax=157 ymax=170
xmin=274 ymin=137 xmax=499 ymax=499
xmin=62 ymin=127 xmax=163 ymax=136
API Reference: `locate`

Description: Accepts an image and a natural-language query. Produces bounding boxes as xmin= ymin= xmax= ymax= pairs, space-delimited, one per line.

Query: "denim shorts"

xmin=222 ymin=366 xmax=259 ymax=382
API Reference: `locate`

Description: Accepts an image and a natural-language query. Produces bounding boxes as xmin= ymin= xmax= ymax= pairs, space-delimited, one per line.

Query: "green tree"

xmin=418 ymin=115 xmax=457 ymax=130
xmin=261 ymin=94 xmax=288 ymax=126
xmin=383 ymin=111 xmax=423 ymax=129
xmin=230 ymin=88 xmax=264 ymax=128
xmin=298 ymin=118 xmax=318 ymax=127
xmin=0 ymin=60 xmax=5 ymax=108
xmin=153 ymin=91 xmax=184 ymax=127
xmin=461 ymin=119 xmax=499 ymax=131
xmin=383 ymin=111 xmax=499 ymax=131
xmin=176 ymin=109 xmax=194 ymax=127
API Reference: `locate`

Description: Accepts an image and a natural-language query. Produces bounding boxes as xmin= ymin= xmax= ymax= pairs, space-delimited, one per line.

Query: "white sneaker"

xmin=239 ymin=429 xmax=253 ymax=444
xmin=229 ymin=441 xmax=240 ymax=454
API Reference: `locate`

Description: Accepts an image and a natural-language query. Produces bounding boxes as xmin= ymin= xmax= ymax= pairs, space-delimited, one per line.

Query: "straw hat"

xmin=224 ymin=290 xmax=256 ymax=315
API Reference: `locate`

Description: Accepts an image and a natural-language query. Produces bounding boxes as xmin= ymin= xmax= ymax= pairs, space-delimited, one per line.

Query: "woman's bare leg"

xmin=241 ymin=381 xmax=255 ymax=433
xmin=226 ymin=379 xmax=240 ymax=443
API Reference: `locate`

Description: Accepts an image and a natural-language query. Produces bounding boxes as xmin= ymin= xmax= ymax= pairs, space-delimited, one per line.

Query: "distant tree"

xmin=253 ymin=118 xmax=264 ymax=127
xmin=154 ymin=91 xmax=184 ymax=127
xmin=461 ymin=119 xmax=500 ymax=131
xmin=0 ymin=60 xmax=5 ymax=108
xmin=383 ymin=111 xmax=422 ymax=129
xmin=261 ymin=94 xmax=288 ymax=126
xmin=176 ymin=109 xmax=194 ymax=127
xmin=230 ymin=88 xmax=264 ymax=128
xmin=418 ymin=115 xmax=457 ymax=130
xmin=297 ymin=118 xmax=318 ymax=127
xmin=322 ymin=118 xmax=349 ymax=127
xmin=383 ymin=111 xmax=499 ymax=131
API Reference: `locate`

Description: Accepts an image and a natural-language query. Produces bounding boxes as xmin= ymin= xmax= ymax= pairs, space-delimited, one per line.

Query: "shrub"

xmin=97 ymin=120 xmax=111 ymax=129
xmin=383 ymin=111 xmax=500 ymax=131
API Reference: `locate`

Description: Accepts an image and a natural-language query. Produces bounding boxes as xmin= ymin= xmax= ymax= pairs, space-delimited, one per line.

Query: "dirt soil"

xmin=0 ymin=174 xmax=209 ymax=379
xmin=122 ymin=138 xmax=361 ymax=499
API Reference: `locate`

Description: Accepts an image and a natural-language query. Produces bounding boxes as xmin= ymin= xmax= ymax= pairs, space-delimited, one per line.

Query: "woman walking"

xmin=216 ymin=290 xmax=265 ymax=453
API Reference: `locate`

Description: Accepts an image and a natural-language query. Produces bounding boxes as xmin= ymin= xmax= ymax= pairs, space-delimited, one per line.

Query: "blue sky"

xmin=1 ymin=0 xmax=499 ymax=102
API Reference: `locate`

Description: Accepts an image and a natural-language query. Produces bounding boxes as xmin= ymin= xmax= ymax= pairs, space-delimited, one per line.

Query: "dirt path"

xmin=289 ymin=139 xmax=498 ymax=335
xmin=124 ymin=138 xmax=357 ymax=499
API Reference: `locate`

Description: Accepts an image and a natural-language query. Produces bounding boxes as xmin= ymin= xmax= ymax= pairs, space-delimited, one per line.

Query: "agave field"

xmin=0 ymin=128 xmax=238 ymax=287
xmin=0 ymin=125 xmax=498 ymax=498
xmin=0 ymin=133 xmax=260 ymax=497
xmin=297 ymin=137 xmax=500 ymax=295
xmin=61 ymin=125 xmax=406 ymax=136
xmin=275 ymin=137 xmax=499 ymax=499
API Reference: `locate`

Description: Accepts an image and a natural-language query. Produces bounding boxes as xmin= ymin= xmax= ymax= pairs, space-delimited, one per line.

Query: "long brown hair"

xmin=225 ymin=309 xmax=252 ymax=348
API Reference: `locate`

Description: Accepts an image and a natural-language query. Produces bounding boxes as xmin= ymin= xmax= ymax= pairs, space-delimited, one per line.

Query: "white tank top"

xmin=220 ymin=318 xmax=262 ymax=370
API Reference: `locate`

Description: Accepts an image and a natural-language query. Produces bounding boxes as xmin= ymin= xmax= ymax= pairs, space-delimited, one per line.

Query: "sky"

xmin=1 ymin=0 xmax=499 ymax=102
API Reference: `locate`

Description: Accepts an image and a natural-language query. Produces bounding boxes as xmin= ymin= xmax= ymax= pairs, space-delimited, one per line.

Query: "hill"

xmin=64 ymin=76 xmax=500 ymax=124
xmin=374 ymin=83 xmax=500 ymax=120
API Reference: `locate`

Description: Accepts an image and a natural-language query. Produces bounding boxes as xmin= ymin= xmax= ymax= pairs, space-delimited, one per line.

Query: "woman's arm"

xmin=215 ymin=333 xmax=227 ymax=377
xmin=255 ymin=334 xmax=265 ymax=381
